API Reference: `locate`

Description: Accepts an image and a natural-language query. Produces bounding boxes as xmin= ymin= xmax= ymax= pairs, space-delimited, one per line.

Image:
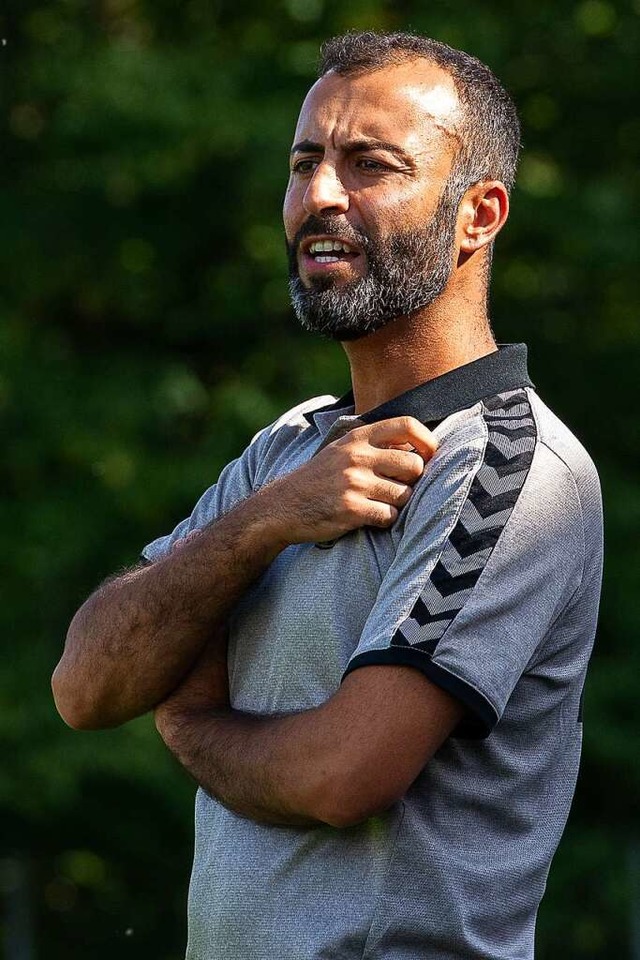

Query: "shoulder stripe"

xmin=390 ymin=388 xmax=537 ymax=657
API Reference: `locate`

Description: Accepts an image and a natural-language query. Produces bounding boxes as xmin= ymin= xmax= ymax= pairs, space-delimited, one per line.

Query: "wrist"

xmin=154 ymin=701 xmax=229 ymax=750
xmin=246 ymin=484 xmax=296 ymax=553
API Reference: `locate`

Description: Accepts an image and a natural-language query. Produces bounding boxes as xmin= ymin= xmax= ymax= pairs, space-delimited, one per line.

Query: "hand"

xmin=154 ymin=630 xmax=230 ymax=745
xmin=262 ymin=416 xmax=437 ymax=546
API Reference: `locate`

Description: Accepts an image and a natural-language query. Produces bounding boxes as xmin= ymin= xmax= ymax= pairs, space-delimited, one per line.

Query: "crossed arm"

xmin=52 ymin=417 xmax=464 ymax=827
xmin=154 ymin=637 xmax=463 ymax=828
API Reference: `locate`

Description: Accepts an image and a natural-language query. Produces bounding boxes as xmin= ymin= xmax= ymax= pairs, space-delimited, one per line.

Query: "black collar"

xmin=305 ymin=344 xmax=533 ymax=429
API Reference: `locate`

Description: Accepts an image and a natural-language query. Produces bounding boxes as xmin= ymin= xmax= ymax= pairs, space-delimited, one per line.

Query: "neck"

xmin=342 ymin=304 xmax=497 ymax=415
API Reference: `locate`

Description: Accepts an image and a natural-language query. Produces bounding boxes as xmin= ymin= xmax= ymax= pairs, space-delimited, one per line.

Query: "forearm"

xmin=155 ymin=661 xmax=462 ymax=829
xmin=54 ymin=415 xmax=436 ymax=731
xmin=157 ymin=706 xmax=324 ymax=827
xmin=153 ymin=632 xmax=322 ymax=826
xmin=52 ymin=491 xmax=289 ymax=730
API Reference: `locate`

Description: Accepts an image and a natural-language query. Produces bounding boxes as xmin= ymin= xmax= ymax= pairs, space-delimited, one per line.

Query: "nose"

xmin=303 ymin=161 xmax=349 ymax=216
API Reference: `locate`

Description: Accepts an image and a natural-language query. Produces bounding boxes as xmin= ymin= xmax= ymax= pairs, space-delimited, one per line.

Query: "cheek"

xmin=353 ymin=192 xmax=426 ymax=239
xmin=372 ymin=190 xmax=437 ymax=234
xmin=282 ymin=181 xmax=302 ymax=241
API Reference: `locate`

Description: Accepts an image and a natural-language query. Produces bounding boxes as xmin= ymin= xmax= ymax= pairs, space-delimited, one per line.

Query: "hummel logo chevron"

xmin=430 ymin=561 xmax=483 ymax=596
xmin=390 ymin=389 xmax=537 ymax=656
xmin=483 ymin=393 xmax=528 ymax=413
xmin=467 ymin=477 xmax=520 ymax=518
xmin=448 ymin=520 xmax=503 ymax=557
xmin=487 ymin=423 xmax=537 ymax=441
xmin=484 ymin=442 xmax=535 ymax=477
xmin=412 ymin=596 xmax=463 ymax=626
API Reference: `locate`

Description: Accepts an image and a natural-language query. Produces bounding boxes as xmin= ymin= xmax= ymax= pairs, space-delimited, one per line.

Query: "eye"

xmin=291 ymin=158 xmax=319 ymax=174
xmin=356 ymin=157 xmax=389 ymax=172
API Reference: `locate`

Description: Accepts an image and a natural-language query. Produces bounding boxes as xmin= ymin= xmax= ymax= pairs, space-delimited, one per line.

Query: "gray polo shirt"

xmin=143 ymin=344 xmax=603 ymax=960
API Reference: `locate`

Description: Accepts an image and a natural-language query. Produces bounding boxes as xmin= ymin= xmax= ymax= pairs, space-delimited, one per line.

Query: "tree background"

xmin=1 ymin=0 xmax=638 ymax=956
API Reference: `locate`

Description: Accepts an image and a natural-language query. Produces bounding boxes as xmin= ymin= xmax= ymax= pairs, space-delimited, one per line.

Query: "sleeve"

xmin=343 ymin=404 xmax=586 ymax=739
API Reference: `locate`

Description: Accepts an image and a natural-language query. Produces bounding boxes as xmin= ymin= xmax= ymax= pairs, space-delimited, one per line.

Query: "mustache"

xmin=289 ymin=215 xmax=371 ymax=254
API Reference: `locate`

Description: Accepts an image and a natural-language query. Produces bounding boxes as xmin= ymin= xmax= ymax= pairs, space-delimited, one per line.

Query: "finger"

xmin=369 ymin=479 xmax=414 ymax=508
xmin=364 ymin=501 xmax=399 ymax=528
xmin=364 ymin=417 xmax=438 ymax=460
xmin=370 ymin=448 xmax=425 ymax=483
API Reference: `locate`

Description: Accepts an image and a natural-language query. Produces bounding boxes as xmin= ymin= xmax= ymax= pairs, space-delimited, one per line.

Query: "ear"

xmin=457 ymin=180 xmax=509 ymax=255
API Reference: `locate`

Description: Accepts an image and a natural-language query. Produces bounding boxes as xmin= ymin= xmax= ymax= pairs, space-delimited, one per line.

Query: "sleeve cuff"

xmin=343 ymin=648 xmax=499 ymax=740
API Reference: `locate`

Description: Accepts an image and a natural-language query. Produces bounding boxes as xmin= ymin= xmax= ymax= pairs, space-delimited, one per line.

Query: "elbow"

xmin=318 ymin=797 xmax=393 ymax=830
xmin=52 ymin=601 xmax=133 ymax=730
xmin=51 ymin=671 xmax=89 ymax=730
xmin=308 ymin=770 xmax=397 ymax=830
xmin=51 ymin=661 xmax=110 ymax=730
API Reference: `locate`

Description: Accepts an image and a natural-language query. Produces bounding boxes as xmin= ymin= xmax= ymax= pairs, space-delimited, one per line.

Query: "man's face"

xmin=283 ymin=61 xmax=464 ymax=341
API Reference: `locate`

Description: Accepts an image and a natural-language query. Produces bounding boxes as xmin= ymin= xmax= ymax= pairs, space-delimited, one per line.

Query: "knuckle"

xmin=343 ymin=465 xmax=365 ymax=488
xmin=383 ymin=482 xmax=399 ymax=504
xmin=341 ymin=444 xmax=364 ymax=467
xmin=398 ymin=415 xmax=418 ymax=431
xmin=424 ymin=433 xmax=438 ymax=454
xmin=340 ymin=489 xmax=360 ymax=513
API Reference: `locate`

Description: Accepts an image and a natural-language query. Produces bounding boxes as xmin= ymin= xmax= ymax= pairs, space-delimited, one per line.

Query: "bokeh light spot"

xmin=518 ymin=154 xmax=563 ymax=197
xmin=575 ymin=0 xmax=617 ymax=36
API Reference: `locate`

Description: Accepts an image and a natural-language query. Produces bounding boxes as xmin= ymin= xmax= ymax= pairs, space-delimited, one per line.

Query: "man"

xmin=52 ymin=31 xmax=603 ymax=960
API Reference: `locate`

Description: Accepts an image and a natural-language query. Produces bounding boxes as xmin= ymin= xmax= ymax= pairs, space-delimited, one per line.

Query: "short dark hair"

xmin=318 ymin=31 xmax=521 ymax=199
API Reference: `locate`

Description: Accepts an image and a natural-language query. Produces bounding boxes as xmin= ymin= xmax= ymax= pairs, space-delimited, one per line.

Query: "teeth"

xmin=309 ymin=239 xmax=353 ymax=254
xmin=315 ymin=255 xmax=340 ymax=263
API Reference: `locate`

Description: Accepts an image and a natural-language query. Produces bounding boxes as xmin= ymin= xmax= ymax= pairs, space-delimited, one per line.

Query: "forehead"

xmin=293 ymin=60 xmax=461 ymax=154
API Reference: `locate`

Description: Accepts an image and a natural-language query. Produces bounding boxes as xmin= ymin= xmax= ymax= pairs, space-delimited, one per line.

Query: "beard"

xmin=287 ymin=186 xmax=460 ymax=342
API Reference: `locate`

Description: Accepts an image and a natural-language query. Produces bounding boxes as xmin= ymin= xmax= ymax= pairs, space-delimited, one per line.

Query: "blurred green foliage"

xmin=1 ymin=0 xmax=638 ymax=956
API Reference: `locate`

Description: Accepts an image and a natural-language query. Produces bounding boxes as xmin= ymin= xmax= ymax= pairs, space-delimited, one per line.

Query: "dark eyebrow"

xmin=290 ymin=140 xmax=324 ymax=156
xmin=343 ymin=139 xmax=414 ymax=164
xmin=290 ymin=138 xmax=415 ymax=166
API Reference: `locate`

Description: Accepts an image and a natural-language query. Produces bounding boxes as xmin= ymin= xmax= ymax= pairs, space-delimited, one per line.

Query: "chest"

xmin=228 ymin=528 xmax=398 ymax=713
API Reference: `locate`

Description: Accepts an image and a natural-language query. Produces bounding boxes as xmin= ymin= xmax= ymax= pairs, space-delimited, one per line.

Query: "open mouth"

xmin=300 ymin=237 xmax=362 ymax=270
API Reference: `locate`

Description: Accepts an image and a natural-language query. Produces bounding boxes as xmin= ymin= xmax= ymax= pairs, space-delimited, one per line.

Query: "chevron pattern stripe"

xmin=391 ymin=389 xmax=537 ymax=656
